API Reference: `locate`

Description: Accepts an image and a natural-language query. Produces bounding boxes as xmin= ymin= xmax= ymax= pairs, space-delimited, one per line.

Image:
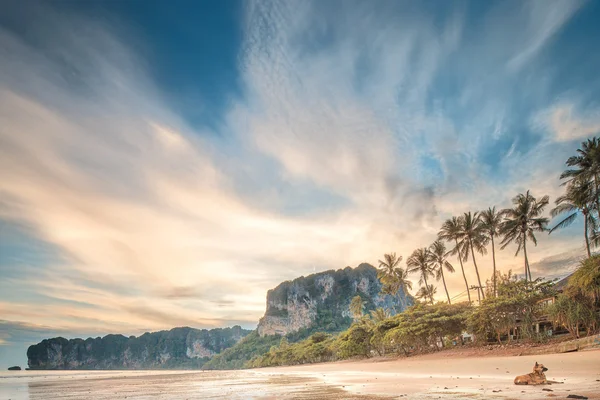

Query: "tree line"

xmin=377 ymin=137 xmax=600 ymax=305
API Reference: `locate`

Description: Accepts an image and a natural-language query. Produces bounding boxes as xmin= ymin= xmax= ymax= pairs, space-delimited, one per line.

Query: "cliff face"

xmin=257 ymin=263 xmax=411 ymax=337
xmin=27 ymin=326 xmax=250 ymax=370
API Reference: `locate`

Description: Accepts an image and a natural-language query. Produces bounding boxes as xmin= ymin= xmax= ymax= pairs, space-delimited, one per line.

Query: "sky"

xmin=1 ymin=0 xmax=600 ymax=368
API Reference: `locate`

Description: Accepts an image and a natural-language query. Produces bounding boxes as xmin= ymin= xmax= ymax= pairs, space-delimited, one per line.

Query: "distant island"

xmin=27 ymin=326 xmax=251 ymax=370
xmin=7 ymin=366 xmax=21 ymax=371
xmin=27 ymin=263 xmax=412 ymax=370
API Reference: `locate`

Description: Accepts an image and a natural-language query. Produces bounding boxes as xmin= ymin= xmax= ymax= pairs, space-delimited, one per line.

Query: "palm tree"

xmin=460 ymin=212 xmax=488 ymax=301
xmin=369 ymin=307 xmax=391 ymax=323
xmin=377 ymin=253 xmax=403 ymax=280
xmin=438 ymin=216 xmax=472 ymax=303
xmin=560 ymin=137 xmax=600 ymax=215
xmin=350 ymin=295 xmax=366 ymax=321
xmin=500 ymin=191 xmax=550 ymax=281
xmin=480 ymin=207 xmax=502 ymax=297
xmin=377 ymin=253 xmax=411 ymax=311
xmin=415 ymin=284 xmax=437 ymax=304
xmin=550 ymin=178 xmax=597 ymax=257
xmin=429 ymin=240 xmax=455 ymax=304
xmin=407 ymin=248 xmax=435 ymax=304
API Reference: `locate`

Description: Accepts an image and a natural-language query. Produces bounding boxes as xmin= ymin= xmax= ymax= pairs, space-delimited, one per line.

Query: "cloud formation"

xmin=0 ymin=0 xmax=597 ymax=366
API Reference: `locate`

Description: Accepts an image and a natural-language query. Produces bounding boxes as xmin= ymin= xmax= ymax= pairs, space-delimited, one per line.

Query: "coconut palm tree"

xmin=415 ymin=284 xmax=437 ymax=304
xmin=460 ymin=212 xmax=488 ymax=300
xmin=377 ymin=253 xmax=411 ymax=311
xmin=500 ymin=191 xmax=550 ymax=282
xmin=560 ymin=137 xmax=600 ymax=215
xmin=350 ymin=295 xmax=366 ymax=321
xmin=480 ymin=207 xmax=502 ymax=297
xmin=369 ymin=307 xmax=391 ymax=323
xmin=377 ymin=253 xmax=403 ymax=280
xmin=550 ymin=178 xmax=597 ymax=257
xmin=438 ymin=216 xmax=472 ymax=303
xmin=429 ymin=240 xmax=455 ymax=304
xmin=407 ymin=248 xmax=435 ymax=304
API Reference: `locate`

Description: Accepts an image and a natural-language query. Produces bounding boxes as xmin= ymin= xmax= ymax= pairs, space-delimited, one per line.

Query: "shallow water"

xmin=0 ymin=370 xmax=384 ymax=399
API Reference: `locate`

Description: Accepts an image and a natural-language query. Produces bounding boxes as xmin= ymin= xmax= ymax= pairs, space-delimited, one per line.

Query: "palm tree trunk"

xmin=440 ymin=264 xmax=451 ymax=304
xmin=423 ymin=275 xmax=433 ymax=304
xmin=491 ymin=234 xmax=497 ymax=297
xmin=594 ymin=174 xmax=600 ymax=220
xmin=469 ymin=238 xmax=485 ymax=300
xmin=523 ymin=238 xmax=531 ymax=282
xmin=584 ymin=211 xmax=591 ymax=257
xmin=455 ymin=239 xmax=471 ymax=303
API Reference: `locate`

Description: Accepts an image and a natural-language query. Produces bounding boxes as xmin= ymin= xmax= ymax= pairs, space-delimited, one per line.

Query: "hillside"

xmin=27 ymin=326 xmax=250 ymax=370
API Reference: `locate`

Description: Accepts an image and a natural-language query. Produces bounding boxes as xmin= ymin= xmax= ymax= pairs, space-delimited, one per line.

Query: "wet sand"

xmin=0 ymin=369 xmax=386 ymax=399
xmin=1 ymin=349 xmax=598 ymax=399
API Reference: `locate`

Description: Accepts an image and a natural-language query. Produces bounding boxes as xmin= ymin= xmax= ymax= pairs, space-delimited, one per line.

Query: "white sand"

xmin=255 ymin=349 xmax=600 ymax=399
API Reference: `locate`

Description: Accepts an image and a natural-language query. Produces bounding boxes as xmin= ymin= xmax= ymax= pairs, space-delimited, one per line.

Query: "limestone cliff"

xmin=257 ymin=263 xmax=411 ymax=337
xmin=27 ymin=326 xmax=250 ymax=370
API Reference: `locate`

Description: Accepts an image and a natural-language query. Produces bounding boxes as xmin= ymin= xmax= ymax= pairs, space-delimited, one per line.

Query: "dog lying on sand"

xmin=514 ymin=362 xmax=563 ymax=385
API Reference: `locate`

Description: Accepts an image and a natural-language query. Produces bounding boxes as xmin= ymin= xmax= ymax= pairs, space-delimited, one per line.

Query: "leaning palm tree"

xmin=415 ymin=284 xmax=437 ymax=304
xmin=377 ymin=253 xmax=411 ymax=311
xmin=550 ymin=178 xmax=597 ymax=257
xmin=500 ymin=191 xmax=550 ymax=281
xmin=460 ymin=212 xmax=488 ymax=300
xmin=560 ymin=137 xmax=600 ymax=215
xmin=407 ymin=248 xmax=435 ymax=304
xmin=438 ymin=216 xmax=472 ymax=303
xmin=480 ymin=207 xmax=502 ymax=297
xmin=429 ymin=240 xmax=455 ymax=304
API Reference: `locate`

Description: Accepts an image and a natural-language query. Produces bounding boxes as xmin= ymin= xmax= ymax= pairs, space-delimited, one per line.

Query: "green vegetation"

xmin=469 ymin=273 xmax=555 ymax=343
xmin=377 ymin=253 xmax=412 ymax=312
xmin=249 ymin=301 xmax=470 ymax=367
xmin=548 ymin=255 xmax=600 ymax=339
xmin=499 ymin=191 xmax=550 ymax=282
xmin=203 ymin=331 xmax=281 ymax=370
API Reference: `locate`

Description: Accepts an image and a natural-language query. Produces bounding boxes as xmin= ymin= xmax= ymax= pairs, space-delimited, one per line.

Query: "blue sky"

xmin=1 ymin=0 xmax=600 ymax=368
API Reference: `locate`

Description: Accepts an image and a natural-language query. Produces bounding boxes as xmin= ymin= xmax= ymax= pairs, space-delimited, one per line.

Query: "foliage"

xmin=202 ymin=331 xmax=281 ymax=370
xmin=566 ymin=255 xmax=600 ymax=302
xmin=500 ymin=191 xmax=550 ymax=282
xmin=467 ymin=273 xmax=555 ymax=343
xmin=407 ymin=248 xmax=435 ymax=304
xmin=429 ymin=240 xmax=455 ymax=304
xmin=377 ymin=253 xmax=412 ymax=312
xmin=350 ymin=295 xmax=366 ymax=320
xmin=438 ymin=216 xmax=472 ymax=303
xmin=250 ymin=302 xmax=471 ymax=368
xmin=550 ymin=177 xmax=597 ymax=257
xmin=415 ymin=285 xmax=437 ymax=303
xmin=548 ymin=294 xmax=599 ymax=339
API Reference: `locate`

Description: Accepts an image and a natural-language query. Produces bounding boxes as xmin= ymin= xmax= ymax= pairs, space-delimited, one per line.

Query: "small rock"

xmin=566 ymin=396 xmax=588 ymax=400
xmin=542 ymin=388 xmax=553 ymax=392
xmin=444 ymin=387 xmax=448 ymax=389
xmin=492 ymin=390 xmax=502 ymax=393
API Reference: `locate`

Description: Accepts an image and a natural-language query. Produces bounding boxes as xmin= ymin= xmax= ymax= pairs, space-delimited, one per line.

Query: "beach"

xmin=2 ymin=349 xmax=598 ymax=399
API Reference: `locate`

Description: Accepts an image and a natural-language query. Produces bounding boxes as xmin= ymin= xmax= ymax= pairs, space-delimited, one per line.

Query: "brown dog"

xmin=514 ymin=362 xmax=562 ymax=385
